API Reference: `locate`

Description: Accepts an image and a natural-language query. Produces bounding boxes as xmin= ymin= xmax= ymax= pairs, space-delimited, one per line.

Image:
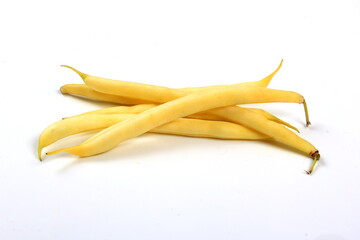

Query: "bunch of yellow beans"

xmin=38 ymin=60 xmax=320 ymax=174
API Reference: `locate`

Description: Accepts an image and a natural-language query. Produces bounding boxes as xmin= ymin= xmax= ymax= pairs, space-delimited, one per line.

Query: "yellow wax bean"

xmin=61 ymin=60 xmax=282 ymax=103
xmin=38 ymin=113 xmax=269 ymax=159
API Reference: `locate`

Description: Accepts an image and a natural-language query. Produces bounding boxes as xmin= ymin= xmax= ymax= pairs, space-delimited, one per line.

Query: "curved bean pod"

xmin=38 ymin=113 xmax=269 ymax=159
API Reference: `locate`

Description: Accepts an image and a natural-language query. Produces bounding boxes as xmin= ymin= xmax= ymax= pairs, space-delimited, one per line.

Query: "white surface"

xmin=1 ymin=0 xmax=360 ymax=239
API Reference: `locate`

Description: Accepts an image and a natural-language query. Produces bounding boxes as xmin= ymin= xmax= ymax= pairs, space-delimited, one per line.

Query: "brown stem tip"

xmin=305 ymin=150 xmax=320 ymax=175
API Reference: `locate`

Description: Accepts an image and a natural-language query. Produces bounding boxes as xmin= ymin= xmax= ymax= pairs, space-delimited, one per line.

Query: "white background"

xmin=1 ymin=0 xmax=360 ymax=239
